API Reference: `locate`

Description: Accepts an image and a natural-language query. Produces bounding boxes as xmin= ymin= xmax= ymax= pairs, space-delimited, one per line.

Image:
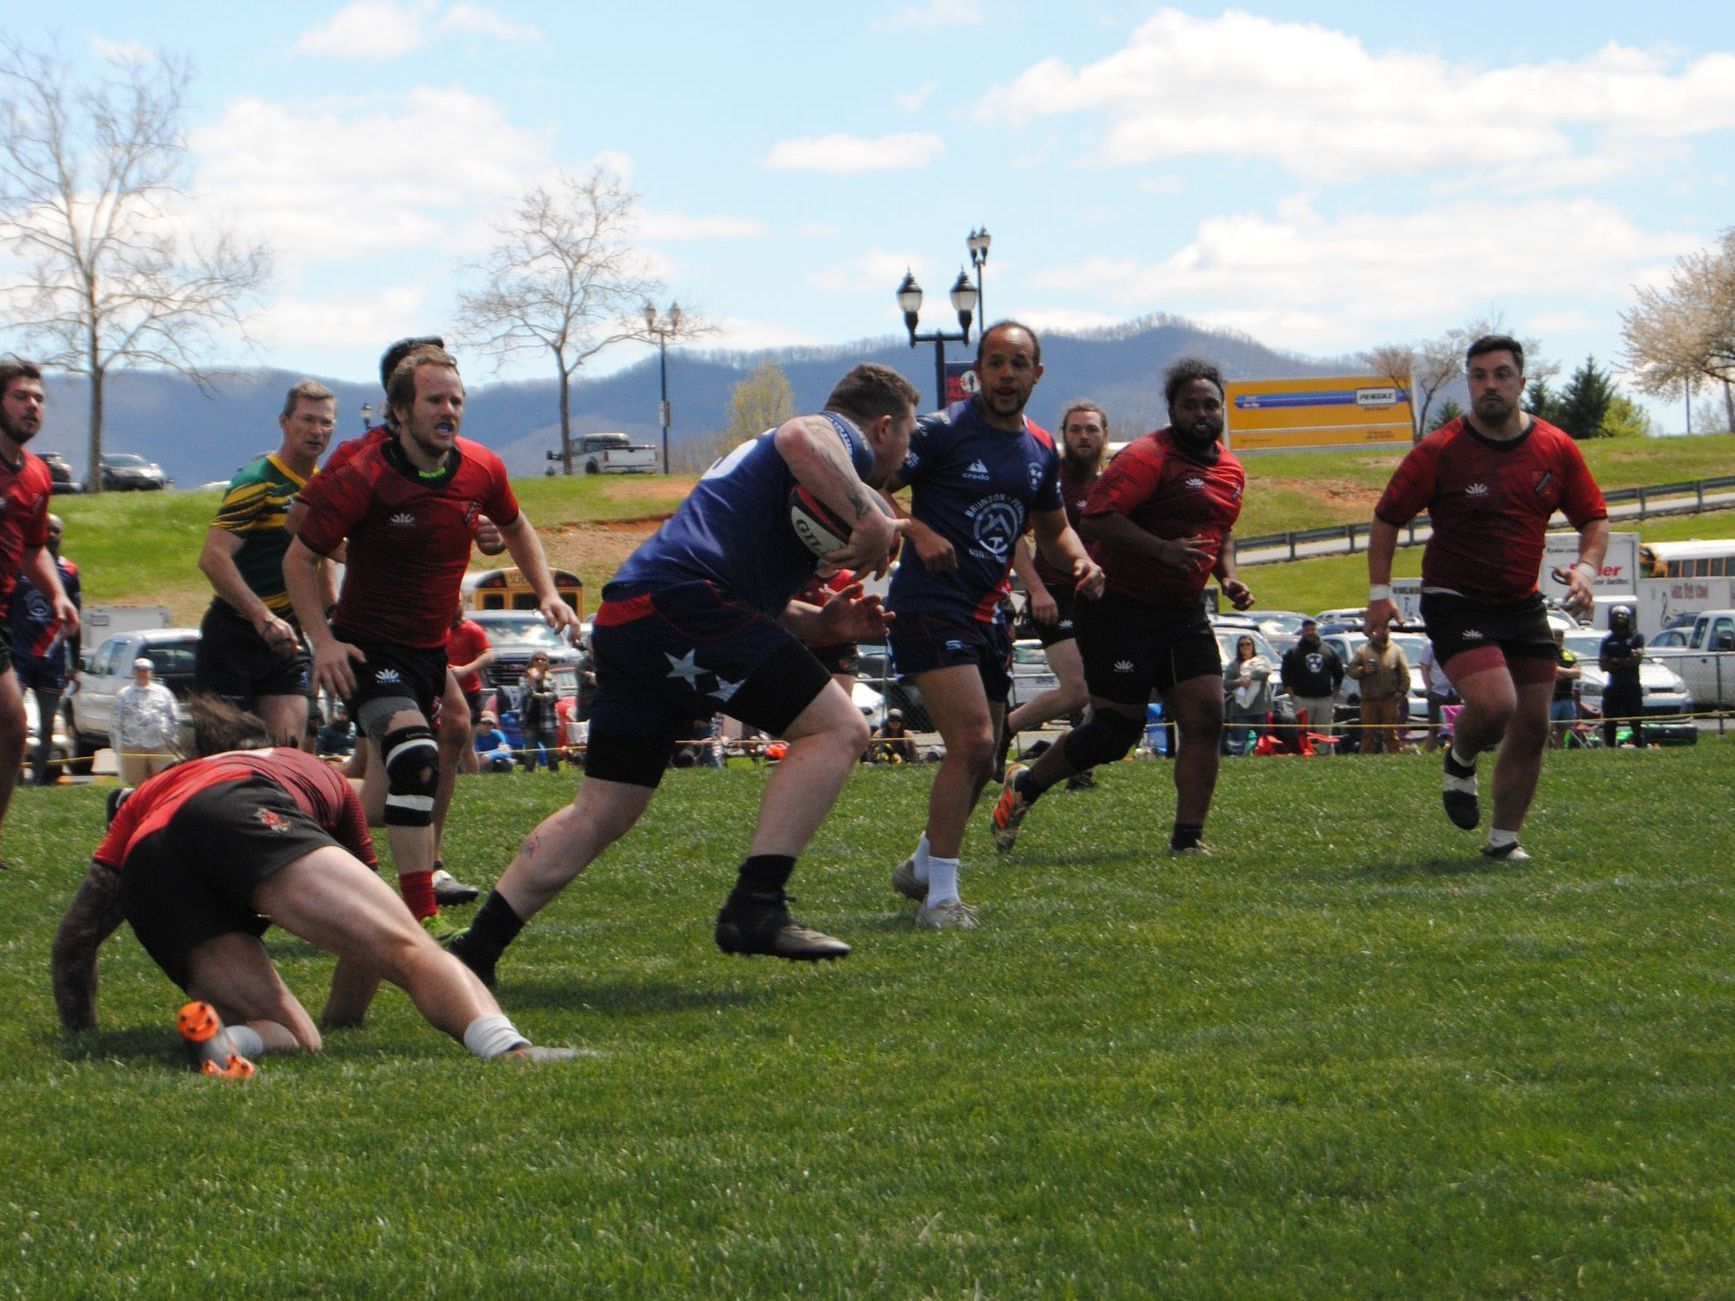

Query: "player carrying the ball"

xmin=448 ymin=363 xmax=918 ymax=984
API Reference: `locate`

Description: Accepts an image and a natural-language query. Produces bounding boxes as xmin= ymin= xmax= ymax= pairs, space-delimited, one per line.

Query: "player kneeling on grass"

xmin=447 ymin=363 xmax=918 ymax=986
xmin=50 ymin=696 xmax=577 ymax=1065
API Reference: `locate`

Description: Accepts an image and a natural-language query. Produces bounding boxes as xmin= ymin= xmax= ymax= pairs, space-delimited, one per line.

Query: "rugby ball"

xmin=789 ymin=484 xmax=852 ymax=557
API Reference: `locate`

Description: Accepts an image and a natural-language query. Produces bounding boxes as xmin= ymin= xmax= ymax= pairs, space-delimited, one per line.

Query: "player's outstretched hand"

xmin=1072 ymin=557 xmax=1106 ymax=600
xmin=816 ymin=582 xmax=892 ymax=642
xmin=315 ymin=640 xmax=368 ymax=700
xmin=539 ymin=595 xmax=581 ymax=635
xmin=1364 ymin=597 xmax=1399 ymax=635
xmin=1563 ymin=569 xmax=1595 ymax=618
xmin=829 ymin=512 xmax=907 ymax=581
xmin=1222 ymin=577 xmax=1255 ymax=611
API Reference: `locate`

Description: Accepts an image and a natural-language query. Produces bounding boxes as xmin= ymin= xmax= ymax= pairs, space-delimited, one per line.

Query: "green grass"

xmin=6 ymin=744 xmax=1733 ymax=1295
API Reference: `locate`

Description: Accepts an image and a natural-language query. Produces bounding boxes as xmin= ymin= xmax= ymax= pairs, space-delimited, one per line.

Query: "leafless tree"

xmin=0 ymin=42 xmax=271 ymax=490
xmin=457 ymin=168 xmax=707 ymax=474
xmin=1621 ymin=228 xmax=1735 ymax=432
xmin=1361 ymin=337 xmax=1461 ymax=440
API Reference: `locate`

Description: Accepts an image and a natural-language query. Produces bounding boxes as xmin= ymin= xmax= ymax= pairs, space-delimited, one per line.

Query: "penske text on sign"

xmin=1225 ymin=375 xmax=1415 ymax=452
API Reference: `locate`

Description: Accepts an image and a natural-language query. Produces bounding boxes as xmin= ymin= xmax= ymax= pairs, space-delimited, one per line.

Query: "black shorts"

xmin=1420 ymin=592 xmax=1554 ymax=668
xmin=332 ymin=628 xmax=447 ymax=723
xmin=119 ymin=778 xmax=338 ymax=988
xmin=14 ymin=654 xmax=67 ymax=692
xmin=0 ymin=625 xmax=13 ymax=676
xmin=586 ymin=582 xmax=832 ymax=788
xmin=1076 ymin=590 xmax=1222 ymax=705
xmin=809 ymin=642 xmax=860 ymax=677
xmin=887 ymin=610 xmax=1014 ymax=704
xmin=1032 ymin=586 xmax=1079 ymax=649
xmin=196 ymin=601 xmax=313 ymax=705
xmin=463 ymin=689 xmax=485 ymax=722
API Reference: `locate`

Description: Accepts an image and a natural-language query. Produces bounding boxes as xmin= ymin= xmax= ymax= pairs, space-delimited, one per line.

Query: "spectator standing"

xmin=515 ymin=652 xmax=562 ymax=773
xmin=1280 ymin=619 xmax=1344 ymax=748
xmin=1346 ymin=624 xmax=1411 ymax=754
xmin=10 ymin=513 xmax=80 ymax=784
xmin=1549 ymin=627 xmax=1580 ymax=749
xmin=1415 ymin=638 xmax=1457 ymax=752
xmin=113 ymin=658 xmax=180 ymax=784
xmin=1598 ymin=605 xmax=1645 ymax=748
xmin=1222 ymin=634 xmax=1273 ymax=755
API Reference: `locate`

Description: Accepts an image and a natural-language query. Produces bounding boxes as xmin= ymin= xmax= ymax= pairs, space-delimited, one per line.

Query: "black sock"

xmin=1170 ymin=823 xmax=1204 ymax=852
xmin=465 ymin=890 xmax=526 ymax=960
xmin=1014 ymin=768 xmax=1048 ymax=804
xmin=730 ymin=854 xmax=796 ymax=902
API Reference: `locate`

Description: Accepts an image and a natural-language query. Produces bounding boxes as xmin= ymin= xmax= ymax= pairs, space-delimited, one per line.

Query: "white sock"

xmin=1449 ymin=743 xmax=1477 ymax=771
xmin=462 ymin=1013 xmax=528 ymax=1060
xmin=912 ymin=832 xmax=932 ymax=883
xmin=1487 ymin=827 xmax=1519 ymax=849
xmin=924 ymin=855 xmax=960 ymax=907
xmin=227 ymin=1025 xmax=264 ymax=1059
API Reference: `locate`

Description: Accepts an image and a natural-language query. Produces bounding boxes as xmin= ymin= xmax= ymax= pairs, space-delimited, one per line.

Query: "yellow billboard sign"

xmin=1225 ymin=375 xmax=1415 ymax=452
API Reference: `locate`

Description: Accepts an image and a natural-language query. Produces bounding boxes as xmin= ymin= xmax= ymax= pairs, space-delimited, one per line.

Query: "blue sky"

xmin=29 ymin=1 xmax=1735 ymax=426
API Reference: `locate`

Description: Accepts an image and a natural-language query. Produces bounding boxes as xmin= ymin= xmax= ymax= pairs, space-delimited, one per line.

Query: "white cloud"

xmin=1030 ymin=197 xmax=1701 ymax=354
xmin=879 ymin=0 xmax=984 ymax=31
xmin=763 ymin=132 xmax=944 ymax=173
xmin=293 ymin=1 xmax=538 ymax=60
xmin=806 ymin=247 xmax=925 ymax=295
xmin=636 ymin=211 xmax=769 ymax=241
xmin=257 ymin=283 xmax=432 ymax=352
xmin=976 ymin=11 xmax=1735 ymax=184
xmin=698 ymin=316 xmax=824 ymax=353
xmin=88 ymin=36 xmax=153 ymax=64
xmin=190 ymin=89 xmax=552 ymax=265
xmin=895 ymin=81 xmax=939 ymax=114
xmin=1020 ymin=306 xmax=1123 ymax=335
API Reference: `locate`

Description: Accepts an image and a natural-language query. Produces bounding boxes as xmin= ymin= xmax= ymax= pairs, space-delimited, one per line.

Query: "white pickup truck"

xmin=575 ymin=432 xmax=657 ymax=475
xmin=1646 ymin=609 xmax=1735 ymax=709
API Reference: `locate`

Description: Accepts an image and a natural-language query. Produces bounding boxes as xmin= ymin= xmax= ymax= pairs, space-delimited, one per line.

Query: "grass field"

xmin=6 ymin=743 xmax=1732 ymax=1295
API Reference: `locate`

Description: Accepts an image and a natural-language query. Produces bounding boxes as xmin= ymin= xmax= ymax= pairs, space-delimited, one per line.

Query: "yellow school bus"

xmin=462 ymin=567 xmax=584 ymax=617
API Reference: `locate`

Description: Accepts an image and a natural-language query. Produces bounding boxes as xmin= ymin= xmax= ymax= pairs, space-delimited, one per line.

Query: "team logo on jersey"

xmin=1466 ymin=483 xmax=1489 ymax=497
xmin=1027 ymin=462 xmax=1044 ymax=492
xmin=1113 ymin=659 xmax=1135 ymax=674
xmin=964 ymin=459 xmax=991 ymax=481
xmin=463 ymin=501 xmax=482 ymax=526
xmin=1184 ymin=476 xmax=1205 ymax=489
xmin=963 ymin=494 xmax=1023 ymax=561
xmin=373 ymin=667 xmax=402 ymax=684
xmin=253 ymin=807 xmax=292 ymax=834
xmin=390 ymin=511 xmax=417 ymax=526
xmin=1461 ymin=628 xmax=1485 ymax=641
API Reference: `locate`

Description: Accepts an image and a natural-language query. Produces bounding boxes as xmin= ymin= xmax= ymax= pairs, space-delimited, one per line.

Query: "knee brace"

xmin=1062 ymin=709 xmax=1144 ymax=771
xmin=380 ymin=724 xmax=439 ymax=827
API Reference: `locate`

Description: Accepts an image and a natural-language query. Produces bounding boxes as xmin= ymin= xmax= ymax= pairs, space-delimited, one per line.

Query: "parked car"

xmin=1252 ymin=609 xmax=1310 ymax=653
xmin=100 ymin=452 xmax=168 ymax=491
xmin=1641 ymin=609 xmax=1735 ymax=710
xmin=24 ymin=691 xmax=72 ymax=777
xmin=1560 ymin=630 xmax=1697 ymax=745
xmin=40 ymin=451 xmax=82 ymax=494
xmin=1314 ymin=607 xmax=1366 ymax=633
xmin=573 ymin=433 xmax=657 ymax=475
xmin=64 ymin=627 xmax=201 ymax=772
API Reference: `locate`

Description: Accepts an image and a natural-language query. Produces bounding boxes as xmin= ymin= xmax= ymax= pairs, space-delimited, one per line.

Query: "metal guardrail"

xmin=1236 ymin=474 xmax=1735 ymax=565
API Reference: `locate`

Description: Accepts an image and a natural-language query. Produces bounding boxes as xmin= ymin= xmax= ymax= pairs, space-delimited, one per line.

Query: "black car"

xmin=100 ymin=452 xmax=168 ymax=491
xmin=40 ymin=451 xmax=81 ymax=494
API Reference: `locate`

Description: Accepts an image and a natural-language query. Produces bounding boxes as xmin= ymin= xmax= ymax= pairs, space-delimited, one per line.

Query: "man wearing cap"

xmin=113 ymin=658 xmax=180 ymax=785
xmin=871 ymin=707 xmax=915 ymax=764
xmin=1598 ymin=606 xmax=1645 ymax=748
xmin=1280 ymin=619 xmax=1344 ymax=748
xmin=473 ymin=709 xmax=515 ymax=772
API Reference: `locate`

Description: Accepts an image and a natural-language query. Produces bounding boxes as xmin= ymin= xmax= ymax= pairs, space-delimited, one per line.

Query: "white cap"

xmin=132 ymin=657 xmax=153 ymax=670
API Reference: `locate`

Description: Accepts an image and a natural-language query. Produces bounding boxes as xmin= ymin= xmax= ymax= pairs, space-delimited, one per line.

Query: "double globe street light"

xmin=896 ymin=227 xmax=990 ymax=409
xmin=644 ymin=301 xmax=682 ymax=474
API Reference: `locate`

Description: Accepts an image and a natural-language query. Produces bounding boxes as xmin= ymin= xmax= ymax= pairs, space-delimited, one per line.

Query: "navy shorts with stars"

xmin=586 ymin=580 xmax=833 ymax=788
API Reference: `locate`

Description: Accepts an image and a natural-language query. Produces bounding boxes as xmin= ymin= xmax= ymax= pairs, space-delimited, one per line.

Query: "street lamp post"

xmin=967 ymin=226 xmax=991 ymax=326
xmin=897 ymin=268 xmax=978 ymax=410
xmin=360 ymin=401 xmax=373 ymax=432
xmin=644 ymin=301 xmax=682 ymax=474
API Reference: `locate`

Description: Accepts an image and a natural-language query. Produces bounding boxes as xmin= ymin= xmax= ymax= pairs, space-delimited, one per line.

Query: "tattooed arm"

xmin=52 ymin=863 xmax=126 ymax=1033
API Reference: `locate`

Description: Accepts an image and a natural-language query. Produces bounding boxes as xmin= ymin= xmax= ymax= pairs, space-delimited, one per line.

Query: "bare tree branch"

xmin=0 ymin=40 xmax=272 ymax=488
xmin=455 ymin=167 xmax=710 ymax=474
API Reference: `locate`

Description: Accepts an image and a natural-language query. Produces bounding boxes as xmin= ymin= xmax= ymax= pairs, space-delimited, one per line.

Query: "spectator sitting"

xmin=473 ymin=711 xmax=515 ymax=773
xmin=869 ymin=708 xmax=917 ymax=763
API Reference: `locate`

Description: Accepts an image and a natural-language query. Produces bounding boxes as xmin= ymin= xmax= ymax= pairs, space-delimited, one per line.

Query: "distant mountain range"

xmin=33 ymin=315 xmax=1362 ymax=485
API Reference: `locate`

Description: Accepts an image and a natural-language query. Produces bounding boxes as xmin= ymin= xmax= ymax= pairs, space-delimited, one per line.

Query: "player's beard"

xmin=1174 ymin=417 xmax=1223 ymax=461
xmin=0 ymin=406 xmax=38 ymax=447
xmin=1473 ymin=392 xmax=1517 ymax=426
xmin=1062 ymin=448 xmax=1100 ymax=478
